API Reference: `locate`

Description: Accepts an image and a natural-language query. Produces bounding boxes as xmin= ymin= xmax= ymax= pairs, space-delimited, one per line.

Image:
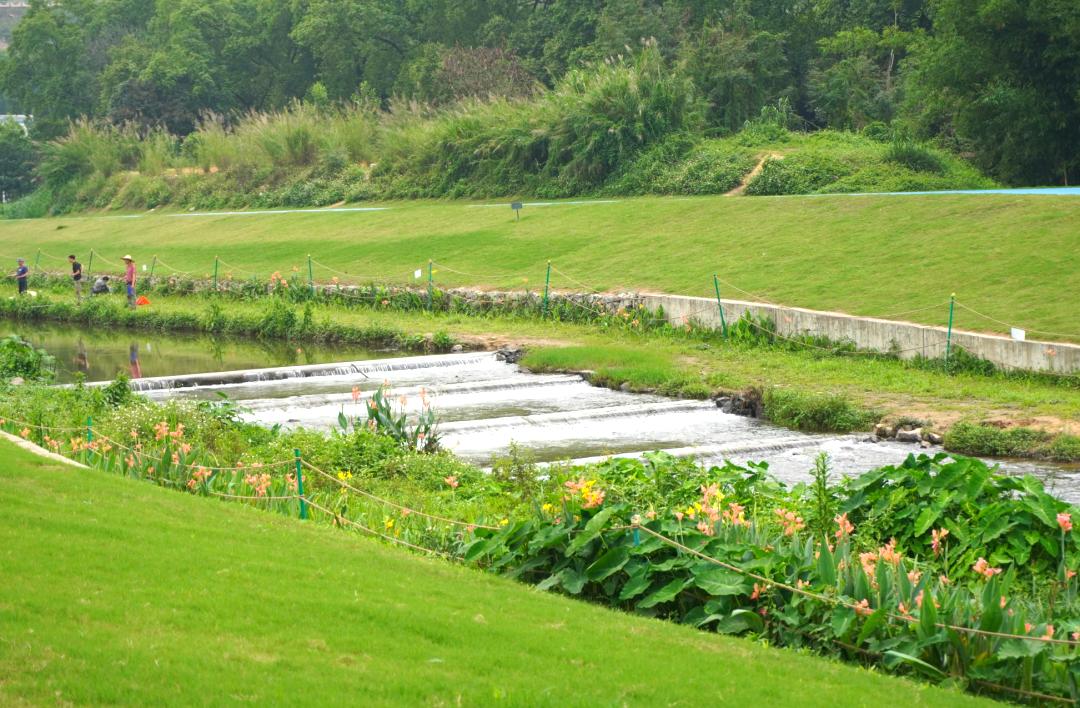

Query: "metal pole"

xmin=713 ymin=274 xmax=728 ymax=338
xmin=294 ymin=449 xmax=307 ymax=520
xmin=213 ymin=256 xmax=219 ymax=291
xmin=427 ymin=259 xmax=434 ymax=311
xmin=86 ymin=416 xmax=92 ymax=443
xmin=543 ymin=260 xmax=551 ymax=317
xmin=33 ymin=249 xmax=41 ymax=272
xmin=945 ymin=293 xmax=955 ymax=368
xmin=149 ymin=256 xmax=157 ymax=281
xmin=307 ymin=254 xmax=315 ymax=295
xmin=87 ymin=249 xmax=94 ymax=276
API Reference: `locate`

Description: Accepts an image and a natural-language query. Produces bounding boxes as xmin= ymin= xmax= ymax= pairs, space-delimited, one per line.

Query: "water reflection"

xmin=2 ymin=322 xmax=403 ymax=383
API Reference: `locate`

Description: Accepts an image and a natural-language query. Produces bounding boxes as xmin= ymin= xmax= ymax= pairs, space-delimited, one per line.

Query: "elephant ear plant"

xmin=339 ymin=383 xmax=440 ymax=452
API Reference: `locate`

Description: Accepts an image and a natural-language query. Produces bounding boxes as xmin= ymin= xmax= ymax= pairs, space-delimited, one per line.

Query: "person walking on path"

xmin=68 ymin=254 xmax=83 ymax=303
xmin=10 ymin=258 xmax=28 ymax=295
xmin=122 ymin=254 xmax=136 ymax=309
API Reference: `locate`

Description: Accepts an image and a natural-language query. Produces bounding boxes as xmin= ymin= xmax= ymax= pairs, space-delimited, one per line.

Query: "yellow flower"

xmin=499 ymin=518 xmax=509 ymax=527
xmin=384 ymin=517 xmax=394 ymax=531
xmin=541 ymin=503 xmax=554 ymax=513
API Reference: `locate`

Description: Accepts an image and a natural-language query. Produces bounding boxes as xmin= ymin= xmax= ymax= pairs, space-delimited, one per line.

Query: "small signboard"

xmin=414 ymin=269 xmax=422 ymax=279
xmin=511 ymin=201 xmax=523 ymax=220
xmin=1010 ymin=327 xmax=1026 ymax=341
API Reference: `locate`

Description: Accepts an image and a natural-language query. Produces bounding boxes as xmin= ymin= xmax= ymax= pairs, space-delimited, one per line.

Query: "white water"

xmin=146 ymin=352 xmax=1080 ymax=500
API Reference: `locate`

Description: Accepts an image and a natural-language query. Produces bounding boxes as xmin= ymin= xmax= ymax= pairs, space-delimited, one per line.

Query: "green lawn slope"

xmin=0 ymin=192 xmax=1076 ymax=342
xmin=0 ymin=442 xmax=983 ymax=706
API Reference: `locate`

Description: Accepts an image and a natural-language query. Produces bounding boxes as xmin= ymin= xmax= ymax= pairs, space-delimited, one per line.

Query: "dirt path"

xmin=726 ymin=152 xmax=784 ymax=196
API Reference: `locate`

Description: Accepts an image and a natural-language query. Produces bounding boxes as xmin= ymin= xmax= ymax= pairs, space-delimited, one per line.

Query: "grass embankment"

xmin=0 ymin=442 xmax=980 ymax=706
xmin=6 ymin=286 xmax=1080 ymax=455
xmin=0 ymin=193 xmax=1077 ymax=342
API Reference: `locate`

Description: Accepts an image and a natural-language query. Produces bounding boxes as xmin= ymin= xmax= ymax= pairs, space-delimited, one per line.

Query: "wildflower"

xmin=169 ymin=423 xmax=185 ymax=440
xmin=939 ymin=574 xmax=951 ymax=586
xmin=773 ymin=508 xmax=805 ymax=536
xmin=171 ymin=452 xmax=179 ymax=464
xmin=181 ymin=443 xmax=192 ymax=455
xmin=147 ymin=465 xmax=155 ymax=475
xmin=931 ymin=527 xmax=950 ymax=556
xmin=1058 ymin=513 xmax=1073 ymax=533
xmin=722 ymin=502 xmax=749 ymax=528
xmin=153 ymin=421 xmax=169 ymax=441
xmin=972 ymin=557 xmax=1002 ymax=579
xmin=1025 ymin=622 xmax=1034 ymax=633
xmin=907 ymin=569 xmax=922 ymax=584
xmin=854 ymin=599 xmax=872 ymax=617
xmin=696 ymin=520 xmax=714 ymax=536
xmin=915 ymin=590 xmax=924 ymax=608
xmin=1073 ymin=632 xmax=1080 ymax=643
xmin=858 ymin=551 xmax=878 ymax=577
xmin=700 ymin=483 xmax=722 ymax=502
xmin=750 ymin=583 xmax=765 ymax=600
xmin=187 ymin=479 xmax=197 ymax=490
xmin=384 ymin=517 xmax=395 ymax=531
xmin=499 ymin=518 xmax=509 ymax=527
xmin=19 ymin=427 xmax=28 ymax=438
xmin=129 ymin=429 xmax=139 ymax=439
xmin=1067 ymin=570 xmax=1076 ymax=580
xmin=285 ymin=473 xmax=298 ymax=491
xmin=125 ymin=455 xmax=135 ymax=467
xmin=834 ymin=512 xmax=854 ymax=539
xmin=898 ymin=602 xmax=913 ymax=619
xmin=1043 ymin=625 xmax=1055 ymax=640
xmin=400 ymin=508 xmax=412 ymax=518
xmin=351 ymin=386 xmax=360 ymax=403
xmin=444 ymin=475 xmax=459 ymax=489
xmin=645 ymin=510 xmax=656 ymax=520
xmin=466 ymin=525 xmax=476 ymax=534
xmin=878 ymin=538 xmax=901 ymax=565
xmin=1000 ymin=596 xmax=1007 ymax=608
xmin=337 ymin=471 xmax=353 ymax=481
xmin=381 ymin=299 xmax=389 ymax=306
xmin=796 ymin=579 xmax=809 ymax=590
xmin=541 ymin=503 xmax=554 ymax=514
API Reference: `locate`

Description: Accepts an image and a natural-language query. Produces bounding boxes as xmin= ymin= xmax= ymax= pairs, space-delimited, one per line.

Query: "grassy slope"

xmin=0 ymin=193 xmax=1077 ymax=343
xmin=0 ymin=442 xmax=982 ymax=706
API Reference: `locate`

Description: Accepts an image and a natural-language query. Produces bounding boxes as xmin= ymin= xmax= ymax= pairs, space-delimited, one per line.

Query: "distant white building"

xmin=0 ymin=114 xmax=30 ymax=135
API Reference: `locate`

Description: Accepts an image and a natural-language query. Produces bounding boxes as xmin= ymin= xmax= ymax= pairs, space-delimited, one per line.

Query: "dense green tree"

xmin=0 ymin=120 xmax=36 ymax=199
xmin=903 ymin=0 xmax=1080 ymax=185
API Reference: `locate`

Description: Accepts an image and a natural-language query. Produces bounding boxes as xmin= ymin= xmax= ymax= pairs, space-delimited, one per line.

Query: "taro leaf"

xmin=996 ymin=639 xmax=1048 ymax=659
xmin=831 ymin=606 xmax=856 ymax=640
xmin=337 ymin=411 xmax=348 ymax=431
xmin=618 ymin=573 xmax=653 ymax=601
xmin=914 ymin=506 xmax=942 ymax=536
xmin=714 ymin=609 xmax=764 ymax=635
xmin=559 ymin=567 xmax=588 ymax=595
xmin=586 ymin=546 xmax=630 ymax=582
xmin=535 ymin=573 xmax=562 ymax=592
xmin=566 ymin=507 xmax=616 ymax=556
xmin=637 ymin=578 xmax=689 ymax=609
xmin=884 ymin=651 xmax=946 ymax=678
xmin=507 ymin=555 xmax=551 ymax=580
xmin=980 ymin=514 xmax=1018 ymax=544
xmin=693 ymin=567 xmax=750 ymax=596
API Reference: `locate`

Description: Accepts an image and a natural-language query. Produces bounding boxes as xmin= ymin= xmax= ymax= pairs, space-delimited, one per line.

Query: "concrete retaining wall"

xmin=640 ymin=293 xmax=1080 ymax=374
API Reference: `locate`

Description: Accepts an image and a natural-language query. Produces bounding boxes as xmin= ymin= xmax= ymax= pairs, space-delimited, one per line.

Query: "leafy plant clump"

xmin=0 ymin=334 xmax=55 ymax=382
xmin=763 ymin=388 xmax=879 ymax=433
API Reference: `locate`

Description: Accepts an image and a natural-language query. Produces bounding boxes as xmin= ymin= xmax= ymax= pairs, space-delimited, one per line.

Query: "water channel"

xmin=14 ymin=322 xmax=1079 ymax=501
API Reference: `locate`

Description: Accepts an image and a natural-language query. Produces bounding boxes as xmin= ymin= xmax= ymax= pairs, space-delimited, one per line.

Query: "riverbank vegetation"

xmin=3 ymin=276 xmax=1079 ymax=459
xmin=0 ymin=336 xmax=1076 ymax=702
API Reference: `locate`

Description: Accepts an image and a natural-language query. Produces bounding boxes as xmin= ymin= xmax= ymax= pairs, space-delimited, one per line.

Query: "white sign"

xmin=142 ymin=264 xmax=148 ymax=271
xmin=1010 ymin=327 xmax=1025 ymax=341
xmin=414 ymin=269 xmax=422 ymax=279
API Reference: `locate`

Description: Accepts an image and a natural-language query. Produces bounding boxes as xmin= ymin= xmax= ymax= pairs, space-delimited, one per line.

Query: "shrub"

xmin=884 ymin=140 xmax=945 ymax=174
xmin=744 ymin=151 xmax=854 ymax=195
xmin=945 ymin=422 xmax=1080 ymax=462
xmin=0 ymin=334 xmax=54 ymax=382
xmin=763 ymin=388 xmax=878 ymax=432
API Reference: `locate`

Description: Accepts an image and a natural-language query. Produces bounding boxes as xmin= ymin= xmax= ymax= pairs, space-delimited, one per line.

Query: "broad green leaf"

xmin=883 ymin=651 xmax=946 ymax=678
xmin=693 ymin=567 xmax=750 ymax=596
xmin=996 ymin=639 xmax=1048 ymax=659
xmin=857 ymin=607 xmax=887 ymax=646
xmin=566 ymin=507 xmax=617 ymax=556
xmin=637 ymin=578 xmax=688 ymax=609
xmin=714 ymin=609 xmax=764 ymax=634
xmin=914 ymin=506 xmax=941 ymax=536
xmin=831 ymin=606 xmax=856 ymax=640
xmin=617 ymin=573 xmax=652 ymax=601
xmin=586 ymin=546 xmax=630 ymax=582
xmin=559 ymin=567 xmax=588 ymax=594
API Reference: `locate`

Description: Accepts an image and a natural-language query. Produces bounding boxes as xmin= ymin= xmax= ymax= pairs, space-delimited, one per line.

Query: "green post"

xmin=294 ymin=448 xmax=307 ymax=520
xmin=713 ymin=274 xmax=728 ymax=338
xmin=542 ymin=260 xmax=552 ymax=317
xmin=149 ymin=255 xmax=157 ymax=281
xmin=945 ymin=293 xmax=956 ymax=368
xmin=213 ymin=256 xmax=219 ymax=291
xmin=33 ymin=249 xmax=41 ymax=272
xmin=86 ymin=416 xmax=92 ymax=443
xmin=307 ymin=254 xmax=315 ymax=295
xmin=427 ymin=259 xmax=434 ymax=311
xmin=86 ymin=249 xmax=94 ymax=275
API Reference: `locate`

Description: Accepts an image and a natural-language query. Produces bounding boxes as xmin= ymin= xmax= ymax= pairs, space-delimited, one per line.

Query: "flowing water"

xmin=123 ymin=350 xmax=1080 ymax=502
xmin=8 ymin=321 xmax=1074 ymax=499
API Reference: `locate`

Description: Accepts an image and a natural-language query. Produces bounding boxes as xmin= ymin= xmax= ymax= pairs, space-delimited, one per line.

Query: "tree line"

xmin=1 ymin=0 xmax=1077 ymax=187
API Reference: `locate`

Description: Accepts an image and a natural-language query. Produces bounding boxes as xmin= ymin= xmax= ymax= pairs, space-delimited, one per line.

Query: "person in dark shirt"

xmin=10 ymin=258 xmax=27 ymax=294
xmin=68 ymin=254 xmax=83 ymax=303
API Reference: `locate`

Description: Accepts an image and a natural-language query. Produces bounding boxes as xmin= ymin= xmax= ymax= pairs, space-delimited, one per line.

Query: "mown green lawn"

xmin=0 ymin=442 xmax=985 ymax=706
xmin=0 ymin=193 xmax=1076 ymax=342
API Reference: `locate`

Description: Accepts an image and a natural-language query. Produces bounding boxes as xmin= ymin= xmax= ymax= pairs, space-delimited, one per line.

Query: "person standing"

xmin=122 ymin=254 xmax=136 ymax=309
xmin=68 ymin=254 xmax=83 ymax=303
xmin=10 ymin=257 xmax=27 ymax=295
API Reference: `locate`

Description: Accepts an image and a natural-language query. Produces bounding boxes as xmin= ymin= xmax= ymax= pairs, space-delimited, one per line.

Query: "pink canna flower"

xmin=834 ymin=512 xmax=855 ymax=539
xmin=443 ymin=475 xmax=459 ymax=489
xmin=351 ymin=386 xmax=360 ymax=403
xmin=674 ymin=511 xmax=684 ymax=522
xmin=854 ymin=599 xmax=872 ymax=617
xmin=1043 ymin=625 xmax=1055 ymax=640
xmin=972 ymin=557 xmax=1002 ymax=579
xmin=1058 ymin=513 xmax=1073 ymax=532
xmin=931 ymin=527 xmax=950 ymax=556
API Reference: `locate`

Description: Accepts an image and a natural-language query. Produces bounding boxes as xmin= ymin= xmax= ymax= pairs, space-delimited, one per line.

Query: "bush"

xmin=945 ymin=422 xmax=1080 ymax=462
xmin=0 ymin=334 xmax=54 ymax=382
xmin=744 ymin=152 xmax=854 ymax=195
xmin=884 ymin=140 xmax=945 ymax=174
xmin=763 ymin=388 xmax=878 ymax=432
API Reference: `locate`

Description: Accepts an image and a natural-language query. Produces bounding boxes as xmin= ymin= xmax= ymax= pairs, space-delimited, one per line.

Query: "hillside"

xmin=0 ymin=442 xmax=983 ymax=705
